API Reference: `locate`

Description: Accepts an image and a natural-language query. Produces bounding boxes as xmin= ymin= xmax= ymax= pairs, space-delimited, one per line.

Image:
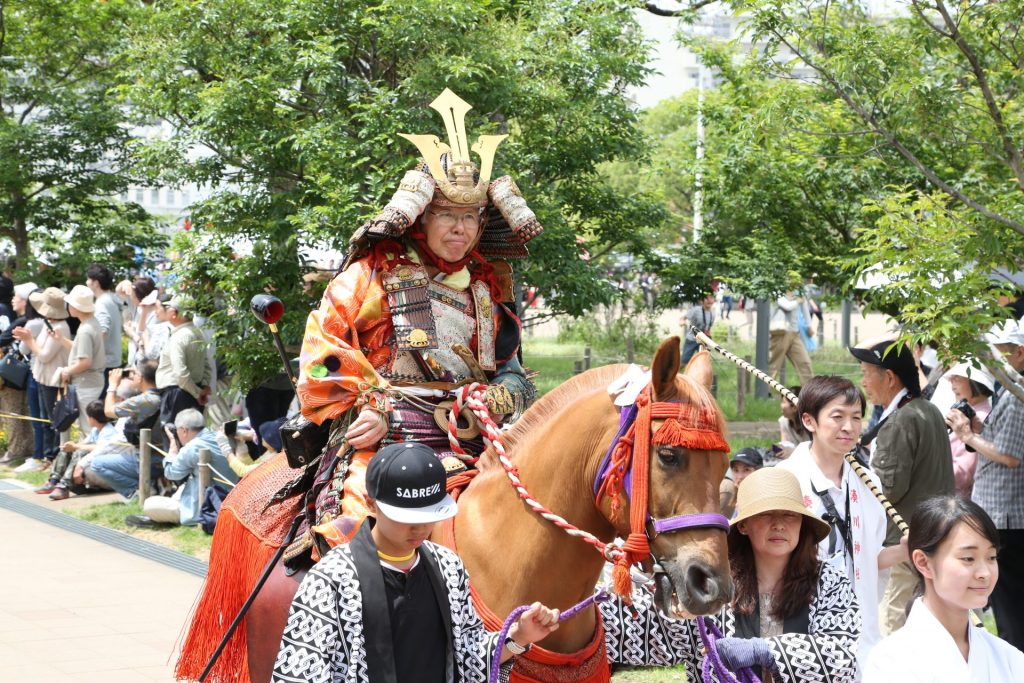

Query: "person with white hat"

xmin=947 ymin=318 xmax=1024 ymax=651
xmin=51 ymin=284 xmax=106 ymax=435
xmin=602 ymin=466 xmax=860 ymax=682
xmin=8 ymin=288 xmax=71 ymax=470
xmin=943 ymin=361 xmax=995 ymax=498
xmin=273 ymin=442 xmax=561 ymax=683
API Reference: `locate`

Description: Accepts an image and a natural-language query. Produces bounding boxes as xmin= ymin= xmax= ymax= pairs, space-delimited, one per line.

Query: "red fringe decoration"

xmin=595 ymin=388 xmax=729 ymax=605
xmin=175 ymin=504 xmax=279 ymax=683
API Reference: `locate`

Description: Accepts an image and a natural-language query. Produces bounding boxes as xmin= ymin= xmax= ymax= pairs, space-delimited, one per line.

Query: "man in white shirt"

xmin=779 ymin=375 xmax=908 ymax=676
xmin=86 ymin=263 xmax=124 ymax=391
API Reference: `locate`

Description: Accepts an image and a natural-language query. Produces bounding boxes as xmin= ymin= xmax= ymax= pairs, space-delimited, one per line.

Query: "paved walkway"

xmin=0 ymin=498 xmax=204 ymax=682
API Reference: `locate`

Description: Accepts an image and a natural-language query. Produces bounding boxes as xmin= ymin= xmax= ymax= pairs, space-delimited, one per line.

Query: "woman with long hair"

xmin=603 ymin=466 xmax=860 ymax=682
xmin=865 ymin=496 xmax=1024 ymax=679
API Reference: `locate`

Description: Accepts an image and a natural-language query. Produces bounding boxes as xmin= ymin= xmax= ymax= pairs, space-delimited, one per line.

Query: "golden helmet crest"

xmin=399 ymin=89 xmax=507 ymax=206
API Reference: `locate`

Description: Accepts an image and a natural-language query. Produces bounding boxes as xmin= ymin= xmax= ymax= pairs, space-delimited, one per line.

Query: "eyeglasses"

xmin=428 ymin=210 xmax=482 ymax=230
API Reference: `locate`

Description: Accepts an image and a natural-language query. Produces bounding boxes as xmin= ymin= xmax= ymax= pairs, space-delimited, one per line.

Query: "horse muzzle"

xmin=653 ymin=558 xmax=733 ymax=618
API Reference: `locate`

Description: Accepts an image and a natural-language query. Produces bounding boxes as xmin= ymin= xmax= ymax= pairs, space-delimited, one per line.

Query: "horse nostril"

xmin=686 ymin=563 xmax=715 ymax=599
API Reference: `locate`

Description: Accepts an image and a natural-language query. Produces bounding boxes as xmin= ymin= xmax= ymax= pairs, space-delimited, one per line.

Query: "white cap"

xmin=945 ymin=362 xmax=995 ymax=394
xmin=13 ymin=282 xmax=38 ymax=300
xmin=986 ymin=318 xmax=1024 ymax=347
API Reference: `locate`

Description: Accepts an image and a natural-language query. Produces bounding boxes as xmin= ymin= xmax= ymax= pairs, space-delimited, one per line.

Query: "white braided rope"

xmin=447 ymin=383 xmax=623 ymax=562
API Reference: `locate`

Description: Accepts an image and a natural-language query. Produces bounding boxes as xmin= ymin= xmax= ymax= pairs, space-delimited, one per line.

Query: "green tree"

xmin=0 ymin=0 xmax=153 ymax=276
xmin=123 ymin=0 xmax=666 ymax=390
xmin=620 ymin=49 xmax=892 ymax=303
xmin=727 ymin=0 xmax=1024 ymax=368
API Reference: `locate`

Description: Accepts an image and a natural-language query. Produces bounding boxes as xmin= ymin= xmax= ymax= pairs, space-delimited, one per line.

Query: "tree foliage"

xmin=0 ymin=0 xmax=153 ymax=278
xmin=123 ymin=0 xmax=667 ymax=390
xmin=727 ymin=0 xmax=1024 ymax=361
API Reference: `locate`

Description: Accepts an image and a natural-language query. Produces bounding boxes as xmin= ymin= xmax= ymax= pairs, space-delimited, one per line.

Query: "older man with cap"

xmin=155 ymin=294 xmax=214 ymax=440
xmin=851 ymin=336 xmax=953 ymax=635
xmin=273 ymin=442 xmax=561 ymax=683
xmin=947 ymin=319 xmax=1024 ymax=650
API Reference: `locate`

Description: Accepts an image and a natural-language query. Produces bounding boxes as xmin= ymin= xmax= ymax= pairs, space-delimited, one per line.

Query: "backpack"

xmin=198 ymin=484 xmax=231 ymax=535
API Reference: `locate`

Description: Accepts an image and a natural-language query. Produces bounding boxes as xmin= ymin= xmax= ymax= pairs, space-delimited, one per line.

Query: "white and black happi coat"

xmin=272 ymin=523 xmax=505 ymax=683
xmin=601 ymin=561 xmax=860 ymax=683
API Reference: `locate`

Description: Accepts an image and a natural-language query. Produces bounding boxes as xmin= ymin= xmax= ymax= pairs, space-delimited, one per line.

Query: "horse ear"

xmin=683 ymin=348 xmax=714 ymax=390
xmin=651 ymin=336 xmax=682 ymax=401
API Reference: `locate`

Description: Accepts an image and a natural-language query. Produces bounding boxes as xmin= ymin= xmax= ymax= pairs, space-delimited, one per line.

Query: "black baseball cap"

xmin=730 ymin=447 xmax=764 ymax=470
xmin=365 ymin=442 xmax=457 ymax=524
xmin=849 ymin=337 xmax=921 ymax=395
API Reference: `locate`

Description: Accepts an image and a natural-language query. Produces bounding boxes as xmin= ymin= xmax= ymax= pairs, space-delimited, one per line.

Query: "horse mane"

xmin=501 ymin=360 xmax=726 ymax=449
xmin=500 ymin=364 xmax=630 ymax=454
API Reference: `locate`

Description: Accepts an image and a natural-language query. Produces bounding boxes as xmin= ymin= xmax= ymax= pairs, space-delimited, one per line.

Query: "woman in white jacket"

xmin=604 ymin=467 xmax=860 ymax=682
xmin=864 ymin=496 xmax=1024 ymax=681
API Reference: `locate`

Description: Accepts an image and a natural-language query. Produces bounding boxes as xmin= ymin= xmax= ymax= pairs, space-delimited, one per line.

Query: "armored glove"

xmin=483 ymin=383 xmax=516 ymax=417
xmin=715 ymin=636 xmax=778 ymax=674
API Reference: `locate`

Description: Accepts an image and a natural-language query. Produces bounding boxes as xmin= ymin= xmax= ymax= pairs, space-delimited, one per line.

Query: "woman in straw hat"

xmin=11 ymin=288 xmax=71 ymax=469
xmin=943 ymin=362 xmax=995 ymax=498
xmin=602 ymin=466 xmax=860 ymax=682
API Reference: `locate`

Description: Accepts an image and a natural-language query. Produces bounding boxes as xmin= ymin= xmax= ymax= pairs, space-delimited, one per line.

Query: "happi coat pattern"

xmin=272 ymin=535 xmax=505 ymax=683
xmin=601 ymin=561 xmax=860 ymax=683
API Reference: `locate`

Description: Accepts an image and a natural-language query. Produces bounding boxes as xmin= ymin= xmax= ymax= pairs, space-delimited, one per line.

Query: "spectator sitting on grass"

xmin=125 ymin=408 xmax=237 ymax=528
xmin=36 ymin=400 xmax=117 ymax=501
xmin=85 ymin=359 xmax=163 ymax=501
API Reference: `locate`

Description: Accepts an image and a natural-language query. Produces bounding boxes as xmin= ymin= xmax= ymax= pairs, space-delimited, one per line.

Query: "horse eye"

xmin=657 ymin=449 xmax=680 ymax=467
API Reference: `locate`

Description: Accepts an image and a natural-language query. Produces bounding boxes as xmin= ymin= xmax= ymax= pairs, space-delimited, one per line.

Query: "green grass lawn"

xmin=66 ymin=500 xmax=213 ymax=559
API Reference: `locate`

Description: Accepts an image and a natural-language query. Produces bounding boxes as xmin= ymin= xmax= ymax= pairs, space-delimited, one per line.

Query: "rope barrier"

xmin=488 ymin=590 xmax=612 ymax=683
xmin=0 ymin=411 xmax=51 ymax=424
xmin=692 ymin=328 xmax=910 ymax=535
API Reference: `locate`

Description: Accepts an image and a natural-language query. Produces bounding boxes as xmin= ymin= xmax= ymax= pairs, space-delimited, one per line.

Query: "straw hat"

xmin=29 ymin=287 xmax=69 ymax=320
xmin=731 ymin=467 xmax=831 ymax=543
xmin=64 ymin=284 xmax=95 ymax=313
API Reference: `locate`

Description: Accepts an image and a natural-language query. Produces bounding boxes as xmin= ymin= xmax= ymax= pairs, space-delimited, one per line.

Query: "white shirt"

xmin=864 ymin=598 xmax=1024 ymax=682
xmin=779 ymin=442 xmax=889 ymax=675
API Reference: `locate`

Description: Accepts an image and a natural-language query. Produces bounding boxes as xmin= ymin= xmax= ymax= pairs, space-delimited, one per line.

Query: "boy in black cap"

xmin=850 ymin=337 xmax=953 ymax=634
xmin=273 ymin=442 xmax=560 ymax=683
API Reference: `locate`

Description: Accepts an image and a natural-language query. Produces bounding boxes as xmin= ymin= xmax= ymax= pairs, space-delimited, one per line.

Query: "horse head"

xmin=601 ymin=336 xmax=733 ymax=617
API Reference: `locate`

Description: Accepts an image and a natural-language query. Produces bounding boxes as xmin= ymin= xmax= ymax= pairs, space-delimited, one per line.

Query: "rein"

xmin=698 ymin=616 xmax=762 ymax=683
xmin=488 ymin=590 xmax=612 ymax=683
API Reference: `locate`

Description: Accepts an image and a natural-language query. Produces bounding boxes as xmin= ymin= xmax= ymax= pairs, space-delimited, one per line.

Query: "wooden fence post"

xmin=573 ymin=360 xmax=584 ymax=375
xmin=138 ymin=428 xmax=151 ymax=506
xmin=198 ymin=448 xmax=212 ymax=503
xmin=626 ymin=337 xmax=635 ymax=364
xmin=583 ymin=346 xmax=592 ymax=371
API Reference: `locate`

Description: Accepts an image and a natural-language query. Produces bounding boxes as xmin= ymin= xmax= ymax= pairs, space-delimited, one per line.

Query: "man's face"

xmin=730 ymin=462 xmax=758 ymax=487
xmin=703 ymin=295 xmax=715 ymax=309
xmin=421 ymin=204 xmax=482 ymax=263
xmin=85 ymin=277 xmax=100 ymax=294
xmin=176 ymin=426 xmax=197 ymax=446
xmin=996 ymin=343 xmax=1024 ymax=371
xmin=859 ymin=362 xmax=890 ymax=406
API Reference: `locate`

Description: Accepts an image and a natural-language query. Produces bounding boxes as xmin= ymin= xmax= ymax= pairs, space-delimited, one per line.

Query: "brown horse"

xmin=177 ymin=337 xmax=732 ymax=683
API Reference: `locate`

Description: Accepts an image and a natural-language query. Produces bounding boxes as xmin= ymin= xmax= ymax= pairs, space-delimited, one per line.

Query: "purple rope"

xmin=698 ymin=616 xmax=761 ymax=683
xmin=488 ymin=589 xmax=612 ymax=683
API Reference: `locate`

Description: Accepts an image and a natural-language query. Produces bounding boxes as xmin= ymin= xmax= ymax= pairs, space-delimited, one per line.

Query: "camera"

xmin=950 ymin=398 xmax=976 ymax=422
